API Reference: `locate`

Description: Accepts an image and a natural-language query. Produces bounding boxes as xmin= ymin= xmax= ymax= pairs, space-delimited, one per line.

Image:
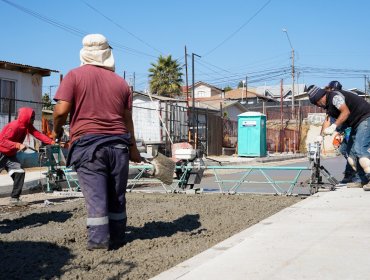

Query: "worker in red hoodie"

xmin=0 ymin=107 xmax=54 ymax=205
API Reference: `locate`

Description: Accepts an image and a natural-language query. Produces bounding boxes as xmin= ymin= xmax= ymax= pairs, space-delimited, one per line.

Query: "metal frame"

xmin=126 ymin=164 xmax=310 ymax=195
xmin=62 ymin=167 xmax=80 ymax=192
xmin=206 ymin=166 xmax=308 ymax=195
xmin=127 ymin=164 xmax=177 ymax=193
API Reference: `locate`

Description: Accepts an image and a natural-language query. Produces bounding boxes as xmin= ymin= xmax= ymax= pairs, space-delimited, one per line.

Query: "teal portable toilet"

xmin=237 ymin=112 xmax=267 ymax=157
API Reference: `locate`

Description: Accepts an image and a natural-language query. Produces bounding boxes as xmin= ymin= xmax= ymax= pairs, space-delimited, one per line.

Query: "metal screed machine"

xmin=307 ymin=141 xmax=339 ymax=194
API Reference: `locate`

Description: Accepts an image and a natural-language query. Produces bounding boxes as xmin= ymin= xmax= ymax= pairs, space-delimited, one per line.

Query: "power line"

xmin=1 ymin=0 xmax=157 ymax=58
xmin=1 ymin=0 xmax=85 ymax=36
xmin=203 ymin=0 xmax=273 ymax=57
xmin=81 ymin=0 xmax=163 ymax=55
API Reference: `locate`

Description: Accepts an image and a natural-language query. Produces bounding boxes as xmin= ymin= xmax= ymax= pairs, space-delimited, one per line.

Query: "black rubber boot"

xmin=10 ymin=172 xmax=25 ymax=198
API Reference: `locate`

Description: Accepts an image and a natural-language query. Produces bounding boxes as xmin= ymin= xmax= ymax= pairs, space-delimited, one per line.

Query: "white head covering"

xmin=80 ymin=34 xmax=115 ymax=72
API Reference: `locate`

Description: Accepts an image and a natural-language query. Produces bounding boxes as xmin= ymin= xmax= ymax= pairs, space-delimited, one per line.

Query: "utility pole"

xmin=283 ymin=28 xmax=295 ymax=119
xmin=133 ymin=72 xmax=136 ymax=92
xmin=241 ymin=80 xmax=245 ymax=104
xmin=49 ymin=85 xmax=52 ymax=99
xmin=185 ymin=46 xmax=189 ymax=103
xmin=192 ymin=53 xmax=201 ymax=147
xmin=280 ymin=79 xmax=283 ymax=131
xmin=280 ymin=79 xmax=283 ymax=153
xmin=185 ymin=46 xmax=190 ymax=141
xmin=365 ymin=75 xmax=367 ymax=95
xmin=245 ymin=75 xmax=248 ymax=110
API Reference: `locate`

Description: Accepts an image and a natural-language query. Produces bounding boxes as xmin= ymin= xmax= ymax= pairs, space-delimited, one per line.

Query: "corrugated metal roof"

xmin=0 ymin=60 xmax=59 ymax=77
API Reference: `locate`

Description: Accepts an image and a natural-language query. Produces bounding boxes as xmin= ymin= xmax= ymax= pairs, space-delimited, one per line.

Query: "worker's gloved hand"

xmin=315 ymin=135 xmax=323 ymax=143
xmin=323 ymin=124 xmax=337 ymax=135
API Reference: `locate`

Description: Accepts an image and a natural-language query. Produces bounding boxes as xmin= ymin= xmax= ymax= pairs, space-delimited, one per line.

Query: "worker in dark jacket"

xmin=308 ymin=84 xmax=370 ymax=191
xmin=53 ymin=34 xmax=141 ymax=250
xmin=0 ymin=107 xmax=54 ymax=205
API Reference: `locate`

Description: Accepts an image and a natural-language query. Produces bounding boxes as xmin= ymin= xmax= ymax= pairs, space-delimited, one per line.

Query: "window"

xmin=0 ymin=79 xmax=16 ymax=114
xmin=197 ymin=90 xmax=206 ymax=98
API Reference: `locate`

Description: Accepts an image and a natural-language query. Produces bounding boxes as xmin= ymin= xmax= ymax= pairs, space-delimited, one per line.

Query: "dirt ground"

xmin=0 ymin=191 xmax=301 ymax=280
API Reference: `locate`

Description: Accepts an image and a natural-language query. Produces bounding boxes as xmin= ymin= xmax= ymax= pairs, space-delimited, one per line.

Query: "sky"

xmin=1 ymin=0 xmax=370 ymax=98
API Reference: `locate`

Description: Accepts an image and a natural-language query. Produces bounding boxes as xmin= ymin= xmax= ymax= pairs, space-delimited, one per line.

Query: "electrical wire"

xmin=1 ymin=0 xmax=157 ymax=58
xmin=81 ymin=0 xmax=163 ymax=55
xmin=202 ymin=0 xmax=273 ymax=57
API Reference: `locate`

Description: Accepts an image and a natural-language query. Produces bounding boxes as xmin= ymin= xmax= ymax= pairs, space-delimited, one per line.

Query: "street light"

xmin=282 ymin=28 xmax=295 ymax=118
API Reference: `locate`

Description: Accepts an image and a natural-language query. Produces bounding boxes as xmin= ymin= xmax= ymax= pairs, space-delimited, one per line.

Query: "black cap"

xmin=307 ymin=85 xmax=326 ymax=104
xmin=328 ymin=80 xmax=342 ymax=90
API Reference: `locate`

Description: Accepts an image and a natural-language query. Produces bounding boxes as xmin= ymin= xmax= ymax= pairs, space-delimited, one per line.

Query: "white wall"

xmin=132 ymin=96 xmax=162 ymax=144
xmin=0 ymin=68 xmax=43 ymax=130
xmin=0 ymin=68 xmax=43 ymax=102
xmin=194 ymin=85 xmax=212 ymax=98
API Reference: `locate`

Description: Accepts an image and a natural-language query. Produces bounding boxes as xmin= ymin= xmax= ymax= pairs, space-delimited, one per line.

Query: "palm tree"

xmin=149 ymin=55 xmax=183 ymax=97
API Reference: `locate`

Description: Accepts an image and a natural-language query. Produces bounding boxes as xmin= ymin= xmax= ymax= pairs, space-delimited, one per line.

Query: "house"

xmin=223 ymin=88 xmax=275 ymax=105
xmin=295 ymin=87 xmax=370 ymax=102
xmin=188 ymin=81 xmax=223 ymax=99
xmin=256 ymin=83 xmax=307 ymax=101
xmin=0 ymin=60 xmax=58 ymax=130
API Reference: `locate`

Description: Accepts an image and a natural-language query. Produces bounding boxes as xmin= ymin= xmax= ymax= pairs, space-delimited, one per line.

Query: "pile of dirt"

xmin=0 ymin=192 xmax=301 ymax=279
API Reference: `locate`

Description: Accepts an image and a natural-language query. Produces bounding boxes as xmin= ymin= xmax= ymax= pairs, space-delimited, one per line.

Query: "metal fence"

xmin=267 ymin=128 xmax=300 ymax=153
xmin=248 ymin=100 xmax=325 ymax=120
xmin=223 ymin=119 xmax=238 ymax=148
xmin=133 ymin=102 xmax=223 ymax=156
xmin=246 ymin=101 xmax=324 ymax=153
xmin=0 ymin=97 xmax=323 ymax=155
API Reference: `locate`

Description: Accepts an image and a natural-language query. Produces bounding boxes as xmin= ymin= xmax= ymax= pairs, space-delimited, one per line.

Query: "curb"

xmin=256 ymin=154 xmax=306 ymax=163
xmin=0 ymin=178 xmax=46 ymax=198
xmin=205 ymin=154 xmax=307 ymax=166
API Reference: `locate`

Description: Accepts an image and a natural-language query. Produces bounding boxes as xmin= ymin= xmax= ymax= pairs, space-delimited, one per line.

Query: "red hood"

xmin=17 ymin=107 xmax=34 ymax=128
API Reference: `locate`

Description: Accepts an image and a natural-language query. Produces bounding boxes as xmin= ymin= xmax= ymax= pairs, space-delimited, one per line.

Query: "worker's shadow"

xmin=0 ymin=211 xmax=72 ymax=234
xmin=125 ymin=214 xmax=202 ymax=243
xmin=0 ymin=240 xmax=73 ymax=280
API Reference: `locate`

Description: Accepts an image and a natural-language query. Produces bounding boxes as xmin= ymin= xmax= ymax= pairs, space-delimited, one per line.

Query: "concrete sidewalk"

xmin=152 ymin=187 xmax=370 ymax=280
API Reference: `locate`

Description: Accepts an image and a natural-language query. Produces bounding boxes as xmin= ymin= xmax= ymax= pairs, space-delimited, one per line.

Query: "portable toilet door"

xmin=237 ymin=112 xmax=267 ymax=157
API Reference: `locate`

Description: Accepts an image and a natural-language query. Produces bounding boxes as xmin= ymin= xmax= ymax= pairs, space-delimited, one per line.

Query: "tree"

xmin=149 ymin=55 xmax=183 ymax=97
xmin=224 ymin=86 xmax=233 ymax=92
xmin=42 ymin=93 xmax=53 ymax=110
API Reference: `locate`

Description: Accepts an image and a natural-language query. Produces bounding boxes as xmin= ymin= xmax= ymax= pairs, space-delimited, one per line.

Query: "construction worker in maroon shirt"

xmin=53 ymin=34 xmax=140 ymax=250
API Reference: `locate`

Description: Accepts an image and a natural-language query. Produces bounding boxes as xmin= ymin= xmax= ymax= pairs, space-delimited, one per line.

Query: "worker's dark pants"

xmin=75 ymin=145 xmax=129 ymax=247
xmin=0 ymin=152 xmax=25 ymax=199
xmin=11 ymin=173 xmax=25 ymax=198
